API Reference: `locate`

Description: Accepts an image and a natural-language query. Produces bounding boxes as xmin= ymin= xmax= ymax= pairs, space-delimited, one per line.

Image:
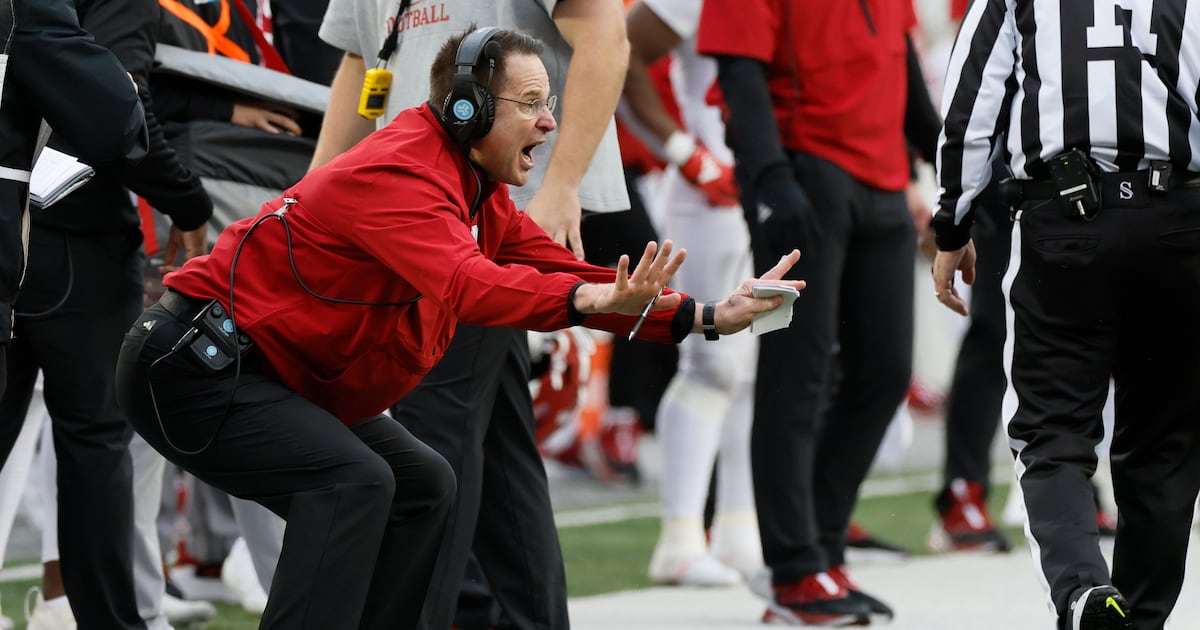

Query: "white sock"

xmin=715 ymin=381 xmax=756 ymax=514
xmin=656 ymin=376 xmax=725 ymax=519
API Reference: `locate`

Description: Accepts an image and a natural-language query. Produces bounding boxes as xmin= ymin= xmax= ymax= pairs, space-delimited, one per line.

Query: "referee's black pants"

xmin=392 ymin=325 xmax=568 ymax=630
xmin=747 ymin=153 xmax=915 ymax=583
xmin=115 ymin=298 xmax=455 ymax=630
xmin=0 ymin=227 xmax=145 ymax=629
xmin=1006 ymin=186 xmax=1200 ymax=630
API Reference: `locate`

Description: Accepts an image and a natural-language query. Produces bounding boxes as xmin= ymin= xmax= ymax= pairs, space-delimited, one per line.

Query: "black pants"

xmin=0 ymin=227 xmax=145 ymax=629
xmin=939 ymin=179 xmax=1012 ymax=507
xmin=748 ymin=153 xmax=915 ymax=582
xmin=115 ymin=299 xmax=455 ymax=630
xmin=392 ymin=325 xmax=567 ymax=630
xmin=1006 ymin=187 xmax=1200 ymax=630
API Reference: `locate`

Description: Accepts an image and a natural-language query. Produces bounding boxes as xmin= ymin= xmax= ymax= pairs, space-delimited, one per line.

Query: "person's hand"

xmin=232 ymin=100 xmax=302 ymax=135
xmin=707 ymin=249 xmax=806 ymax=334
xmin=158 ymin=223 xmax=209 ymax=276
xmin=756 ymin=166 xmax=823 ymax=257
xmin=525 ymin=182 xmax=584 ymax=260
xmin=574 ymin=241 xmax=686 ymax=315
xmin=932 ymin=240 xmax=977 ymax=316
xmin=679 ymin=142 xmax=739 ymax=207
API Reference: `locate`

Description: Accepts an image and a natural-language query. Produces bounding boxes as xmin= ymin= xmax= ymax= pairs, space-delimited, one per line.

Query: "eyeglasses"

xmin=494 ymin=94 xmax=557 ymax=118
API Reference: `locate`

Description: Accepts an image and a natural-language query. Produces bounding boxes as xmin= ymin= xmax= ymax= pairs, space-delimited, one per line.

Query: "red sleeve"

xmin=308 ymin=165 xmax=581 ymax=332
xmin=906 ymin=0 xmax=919 ymax=30
xmin=616 ymin=56 xmax=678 ymax=174
xmin=617 ymin=120 xmax=665 ymax=175
xmin=696 ymin=0 xmax=777 ymax=63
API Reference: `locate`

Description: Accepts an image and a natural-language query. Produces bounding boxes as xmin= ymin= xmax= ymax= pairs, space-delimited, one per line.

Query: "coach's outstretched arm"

xmin=572 ymin=243 xmax=805 ymax=336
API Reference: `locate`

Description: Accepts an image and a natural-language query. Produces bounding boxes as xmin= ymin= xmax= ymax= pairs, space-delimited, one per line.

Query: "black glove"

xmin=755 ymin=165 xmax=824 ymax=257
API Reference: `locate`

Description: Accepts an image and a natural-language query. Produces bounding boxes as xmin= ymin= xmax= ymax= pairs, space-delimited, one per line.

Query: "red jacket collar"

xmin=415 ymin=104 xmax=500 ymax=211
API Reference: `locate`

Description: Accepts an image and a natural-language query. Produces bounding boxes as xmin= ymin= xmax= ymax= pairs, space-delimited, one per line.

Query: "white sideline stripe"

xmin=0 ymin=563 xmax=41 ymax=583
xmin=556 ymin=503 xmax=660 ymax=528
xmin=553 ymin=470 xmax=981 ymax=530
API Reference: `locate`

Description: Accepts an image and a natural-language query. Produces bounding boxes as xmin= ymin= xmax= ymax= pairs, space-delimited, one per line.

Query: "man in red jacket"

xmin=115 ymin=27 xmax=804 ymax=630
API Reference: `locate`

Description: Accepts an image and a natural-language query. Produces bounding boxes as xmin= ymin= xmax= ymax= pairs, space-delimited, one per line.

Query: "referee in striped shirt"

xmin=933 ymin=2 xmax=1200 ymax=629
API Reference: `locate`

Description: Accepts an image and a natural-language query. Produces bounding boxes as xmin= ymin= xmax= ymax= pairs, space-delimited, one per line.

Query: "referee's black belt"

xmin=1009 ymin=169 xmax=1200 ymax=209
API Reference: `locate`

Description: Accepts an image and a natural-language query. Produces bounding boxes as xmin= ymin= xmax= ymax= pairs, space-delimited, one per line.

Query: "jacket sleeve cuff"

xmin=162 ymin=193 xmax=214 ymax=232
xmin=670 ymin=297 xmax=697 ymax=343
xmin=934 ymin=220 xmax=973 ymax=251
xmin=567 ymin=282 xmax=587 ymax=326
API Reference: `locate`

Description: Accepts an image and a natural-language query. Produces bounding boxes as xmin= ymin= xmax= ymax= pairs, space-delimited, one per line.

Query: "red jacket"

xmin=697 ymin=0 xmax=916 ymax=191
xmin=166 ymin=104 xmax=685 ymax=423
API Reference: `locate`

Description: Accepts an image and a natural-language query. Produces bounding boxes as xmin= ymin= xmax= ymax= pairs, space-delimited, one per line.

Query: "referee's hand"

xmin=932 ymin=240 xmax=976 ymax=316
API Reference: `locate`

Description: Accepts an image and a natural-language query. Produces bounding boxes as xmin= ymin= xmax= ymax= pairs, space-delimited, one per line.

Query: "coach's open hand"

xmin=701 ymin=249 xmax=806 ymax=335
xmin=573 ymin=240 xmax=687 ymax=315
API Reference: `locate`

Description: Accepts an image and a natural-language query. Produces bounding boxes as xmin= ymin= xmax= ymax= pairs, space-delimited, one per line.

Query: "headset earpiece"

xmin=442 ymin=26 xmax=504 ymax=146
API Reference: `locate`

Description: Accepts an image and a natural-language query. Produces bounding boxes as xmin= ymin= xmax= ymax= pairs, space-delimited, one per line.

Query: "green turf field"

xmin=0 ymin=485 xmax=1023 ymax=628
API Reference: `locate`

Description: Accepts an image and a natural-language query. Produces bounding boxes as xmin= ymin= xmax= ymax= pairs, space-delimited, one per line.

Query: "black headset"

xmin=442 ymin=26 xmax=505 ymax=146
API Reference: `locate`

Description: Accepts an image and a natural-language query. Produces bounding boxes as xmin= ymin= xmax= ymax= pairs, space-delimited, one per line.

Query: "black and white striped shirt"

xmin=934 ymin=0 xmax=1200 ymax=248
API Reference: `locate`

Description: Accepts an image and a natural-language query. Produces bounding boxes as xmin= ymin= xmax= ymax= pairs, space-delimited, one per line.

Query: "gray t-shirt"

xmin=319 ymin=0 xmax=629 ymax=212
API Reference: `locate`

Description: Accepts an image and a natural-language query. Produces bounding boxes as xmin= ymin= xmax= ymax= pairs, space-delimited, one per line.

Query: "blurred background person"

xmin=620 ymin=0 xmax=761 ymax=587
xmin=0 ymin=0 xmax=148 ymax=403
xmin=0 ymin=0 xmax=209 ymax=627
xmin=697 ymin=0 xmax=940 ymax=624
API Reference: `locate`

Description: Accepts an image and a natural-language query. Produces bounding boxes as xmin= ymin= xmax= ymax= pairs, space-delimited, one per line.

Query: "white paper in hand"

xmin=750 ymin=284 xmax=800 ymax=335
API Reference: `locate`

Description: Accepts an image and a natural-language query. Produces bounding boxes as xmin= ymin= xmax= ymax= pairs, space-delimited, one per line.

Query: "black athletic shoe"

xmin=846 ymin=522 xmax=910 ymax=561
xmin=1065 ymin=585 xmax=1135 ymax=630
xmin=829 ymin=565 xmax=894 ymax=624
xmin=762 ymin=572 xmax=871 ymax=626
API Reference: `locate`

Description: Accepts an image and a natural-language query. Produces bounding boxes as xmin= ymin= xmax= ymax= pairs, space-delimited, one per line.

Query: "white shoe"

xmin=709 ymin=511 xmax=764 ymax=578
xmin=162 ymin=593 xmax=216 ymax=628
xmin=221 ymin=538 xmax=268 ymax=615
xmin=651 ymin=553 xmax=741 ymax=586
xmin=648 ymin=517 xmax=741 ymax=586
xmin=24 ymin=588 xmax=77 ymax=630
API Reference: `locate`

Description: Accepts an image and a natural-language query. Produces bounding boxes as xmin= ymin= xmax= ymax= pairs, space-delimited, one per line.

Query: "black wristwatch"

xmin=702 ymin=300 xmax=719 ymax=341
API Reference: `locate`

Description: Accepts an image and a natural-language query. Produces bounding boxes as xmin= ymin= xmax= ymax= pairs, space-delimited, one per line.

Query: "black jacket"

xmin=0 ymin=0 xmax=149 ymax=343
xmin=35 ymin=0 xmax=213 ymax=237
